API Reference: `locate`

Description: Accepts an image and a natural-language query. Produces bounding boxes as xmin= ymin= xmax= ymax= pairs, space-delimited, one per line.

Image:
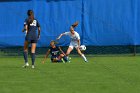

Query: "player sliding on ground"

xmin=42 ymin=40 xmax=68 ymax=63
xmin=57 ymin=21 xmax=88 ymax=62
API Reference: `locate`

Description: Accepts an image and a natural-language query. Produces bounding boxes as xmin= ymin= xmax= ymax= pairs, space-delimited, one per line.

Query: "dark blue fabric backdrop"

xmin=0 ymin=0 xmax=139 ymax=47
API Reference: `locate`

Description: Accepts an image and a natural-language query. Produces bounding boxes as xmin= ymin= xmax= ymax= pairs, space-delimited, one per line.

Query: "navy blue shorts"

xmin=51 ymin=56 xmax=61 ymax=62
xmin=25 ymin=37 xmax=37 ymax=43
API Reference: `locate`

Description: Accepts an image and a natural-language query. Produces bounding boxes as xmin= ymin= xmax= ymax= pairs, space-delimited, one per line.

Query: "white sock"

xmin=81 ymin=54 xmax=87 ymax=61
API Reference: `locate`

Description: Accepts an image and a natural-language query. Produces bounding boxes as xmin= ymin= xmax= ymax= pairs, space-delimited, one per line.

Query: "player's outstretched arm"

xmin=57 ymin=33 xmax=65 ymax=40
xmin=42 ymin=49 xmax=50 ymax=64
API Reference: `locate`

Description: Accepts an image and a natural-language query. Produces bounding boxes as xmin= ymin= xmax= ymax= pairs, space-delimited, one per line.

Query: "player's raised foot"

xmin=32 ymin=65 xmax=35 ymax=69
xmin=85 ymin=60 xmax=88 ymax=62
xmin=22 ymin=63 xmax=29 ymax=68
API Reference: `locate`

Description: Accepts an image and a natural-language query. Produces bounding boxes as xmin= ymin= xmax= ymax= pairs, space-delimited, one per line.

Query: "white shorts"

xmin=69 ymin=42 xmax=79 ymax=49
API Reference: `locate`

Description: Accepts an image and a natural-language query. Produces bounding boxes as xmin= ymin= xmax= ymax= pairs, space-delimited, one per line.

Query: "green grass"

xmin=0 ymin=56 xmax=140 ymax=93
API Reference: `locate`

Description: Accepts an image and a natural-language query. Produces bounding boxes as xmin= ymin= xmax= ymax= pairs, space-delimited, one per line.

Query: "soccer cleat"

xmin=67 ymin=56 xmax=71 ymax=63
xmin=22 ymin=62 xmax=29 ymax=68
xmin=32 ymin=65 xmax=35 ymax=69
xmin=85 ymin=60 xmax=88 ymax=62
xmin=26 ymin=63 xmax=29 ymax=66
xmin=68 ymin=57 xmax=71 ymax=60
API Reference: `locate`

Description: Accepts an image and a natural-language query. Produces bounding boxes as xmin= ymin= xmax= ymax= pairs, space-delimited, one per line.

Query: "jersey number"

xmin=30 ymin=20 xmax=37 ymax=26
xmin=53 ymin=52 xmax=57 ymax=55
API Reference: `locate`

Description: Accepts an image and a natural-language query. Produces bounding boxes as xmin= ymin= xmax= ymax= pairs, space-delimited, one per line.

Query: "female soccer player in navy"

xmin=57 ymin=21 xmax=88 ymax=62
xmin=22 ymin=10 xmax=41 ymax=68
xmin=42 ymin=40 xmax=68 ymax=63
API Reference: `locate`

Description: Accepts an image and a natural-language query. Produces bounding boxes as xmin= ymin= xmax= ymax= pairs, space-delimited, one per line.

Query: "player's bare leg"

xmin=76 ymin=47 xmax=88 ymax=62
xmin=66 ymin=47 xmax=73 ymax=62
xmin=59 ymin=54 xmax=68 ymax=63
xmin=31 ymin=43 xmax=36 ymax=68
xmin=58 ymin=54 xmax=64 ymax=59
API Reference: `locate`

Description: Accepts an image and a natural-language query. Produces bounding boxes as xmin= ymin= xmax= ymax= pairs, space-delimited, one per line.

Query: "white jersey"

xmin=64 ymin=31 xmax=80 ymax=43
xmin=64 ymin=31 xmax=80 ymax=49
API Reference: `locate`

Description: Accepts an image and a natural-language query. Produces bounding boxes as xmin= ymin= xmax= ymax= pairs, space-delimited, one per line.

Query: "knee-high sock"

xmin=63 ymin=56 xmax=68 ymax=62
xmin=81 ymin=54 xmax=87 ymax=61
xmin=23 ymin=51 xmax=28 ymax=63
xmin=31 ymin=53 xmax=35 ymax=65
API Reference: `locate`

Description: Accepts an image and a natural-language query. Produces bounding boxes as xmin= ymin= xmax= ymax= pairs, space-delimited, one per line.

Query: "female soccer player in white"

xmin=57 ymin=21 xmax=88 ymax=62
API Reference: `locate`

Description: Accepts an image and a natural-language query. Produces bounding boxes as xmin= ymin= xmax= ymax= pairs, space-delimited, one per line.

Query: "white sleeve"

xmin=63 ymin=32 xmax=70 ymax=35
xmin=76 ymin=32 xmax=80 ymax=40
xmin=24 ymin=19 xmax=28 ymax=26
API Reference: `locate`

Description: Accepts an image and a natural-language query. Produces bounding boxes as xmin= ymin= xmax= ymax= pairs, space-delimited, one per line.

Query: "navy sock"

xmin=31 ymin=53 xmax=35 ymax=65
xmin=23 ymin=51 xmax=28 ymax=63
xmin=63 ymin=56 xmax=68 ymax=62
xmin=57 ymin=60 xmax=62 ymax=62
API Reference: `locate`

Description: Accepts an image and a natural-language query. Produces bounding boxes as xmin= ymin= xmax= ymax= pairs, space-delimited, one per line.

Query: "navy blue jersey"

xmin=50 ymin=46 xmax=60 ymax=57
xmin=24 ymin=18 xmax=40 ymax=41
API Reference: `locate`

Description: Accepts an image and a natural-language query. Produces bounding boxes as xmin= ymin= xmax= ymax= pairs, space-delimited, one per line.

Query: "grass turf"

xmin=0 ymin=56 xmax=140 ymax=93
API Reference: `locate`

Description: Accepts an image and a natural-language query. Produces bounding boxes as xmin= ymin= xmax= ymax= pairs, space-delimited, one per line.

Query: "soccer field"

xmin=0 ymin=56 xmax=140 ymax=93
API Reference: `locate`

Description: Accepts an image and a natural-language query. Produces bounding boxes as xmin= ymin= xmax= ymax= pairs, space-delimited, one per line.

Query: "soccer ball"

xmin=80 ymin=45 xmax=86 ymax=51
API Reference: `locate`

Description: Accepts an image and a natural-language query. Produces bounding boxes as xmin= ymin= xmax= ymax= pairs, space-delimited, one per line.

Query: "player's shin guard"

xmin=31 ymin=53 xmax=35 ymax=65
xmin=81 ymin=54 xmax=88 ymax=62
xmin=23 ymin=51 xmax=28 ymax=63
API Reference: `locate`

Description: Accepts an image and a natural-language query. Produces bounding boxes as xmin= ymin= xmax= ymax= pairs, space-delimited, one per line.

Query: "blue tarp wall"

xmin=0 ymin=0 xmax=139 ymax=47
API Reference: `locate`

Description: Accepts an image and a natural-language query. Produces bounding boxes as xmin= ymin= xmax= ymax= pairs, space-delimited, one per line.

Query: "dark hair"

xmin=27 ymin=10 xmax=34 ymax=16
xmin=27 ymin=10 xmax=34 ymax=24
xmin=50 ymin=40 xmax=58 ymax=45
